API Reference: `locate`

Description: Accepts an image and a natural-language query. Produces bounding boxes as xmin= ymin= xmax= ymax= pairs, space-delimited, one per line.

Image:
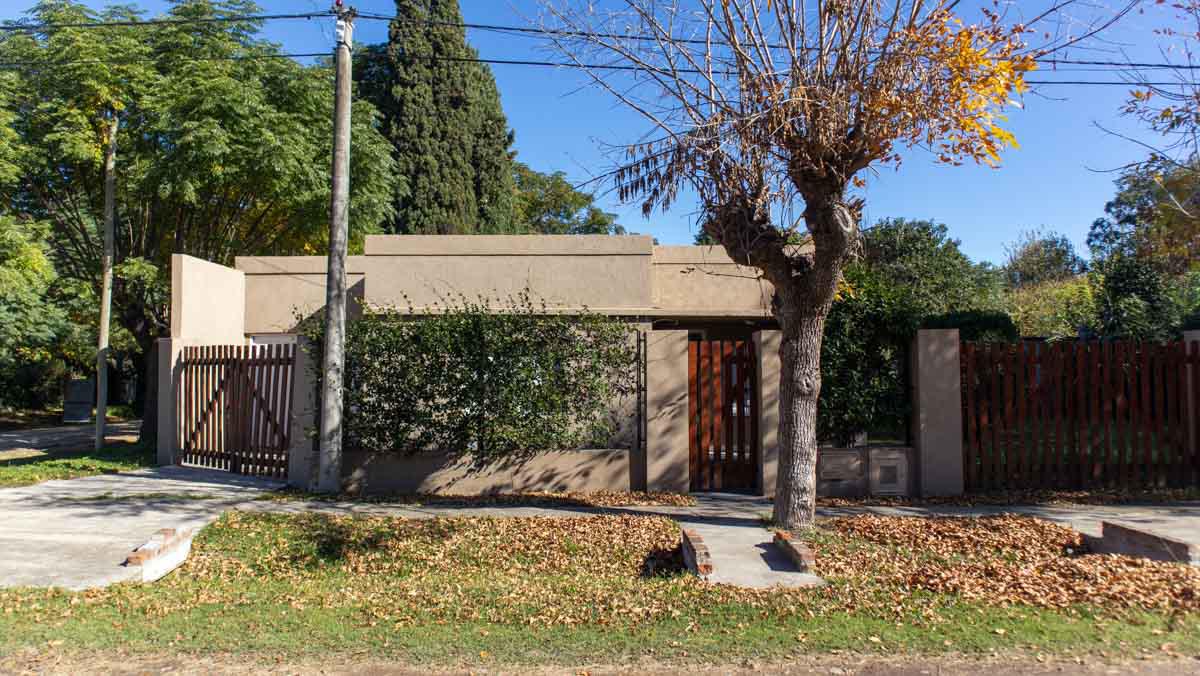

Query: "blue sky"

xmin=1 ymin=0 xmax=1176 ymax=264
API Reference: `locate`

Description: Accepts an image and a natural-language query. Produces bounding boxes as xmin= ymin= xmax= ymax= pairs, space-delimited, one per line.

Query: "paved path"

xmin=0 ymin=467 xmax=282 ymax=590
xmin=0 ymin=421 xmax=142 ymax=458
xmin=819 ymin=502 xmax=1200 ymax=549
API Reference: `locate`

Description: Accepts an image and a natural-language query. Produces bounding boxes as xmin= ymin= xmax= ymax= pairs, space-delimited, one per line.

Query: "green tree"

xmin=2 ymin=0 xmax=396 ymax=414
xmin=1003 ymin=229 xmax=1087 ymax=289
xmin=356 ymin=0 xmax=515 ymax=234
xmin=0 ymin=217 xmax=68 ymax=408
xmin=1094 ymin=255 xmax=1179 ymax=341
xmin=861 ymin=218 xmax=1004 ymax=315
xmin=1088 ymin=160 xmax=1200 ymax=276
xmin=512 ymin=163 xmax=623 ymax=235
xmin=1006 ymin=276 xmax=1097 ymax=339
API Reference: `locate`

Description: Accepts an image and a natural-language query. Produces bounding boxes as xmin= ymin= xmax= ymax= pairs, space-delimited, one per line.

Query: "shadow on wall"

xmin=341 ymin=447 xmax=633 ymax=495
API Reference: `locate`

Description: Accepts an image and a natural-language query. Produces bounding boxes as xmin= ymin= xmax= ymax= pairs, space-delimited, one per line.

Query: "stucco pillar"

xmin=155 ymin=337 xmax=182 ymax=466
xmin=755 ymin=330 xmax=781 ymax=497
xmin=287 ymin=337 xmax=319 ymax=490
xmin=1184 ymin=330 xmax=1200 ymax=484
xmin=645 ymin=330 xmax=690 ymax=493
xmin=912 ymin=329 xmax=964 ymax=496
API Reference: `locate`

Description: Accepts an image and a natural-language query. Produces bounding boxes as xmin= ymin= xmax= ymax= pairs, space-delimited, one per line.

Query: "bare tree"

xmin=541 ymin=0 xmax=1136 ymax=529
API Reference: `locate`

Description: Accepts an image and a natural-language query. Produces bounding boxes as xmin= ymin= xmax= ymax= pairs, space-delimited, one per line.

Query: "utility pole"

xmin=316 ymin=1 xmax=355 ymax=492
xmin=95 ymin=113 xmax=117 ymax=451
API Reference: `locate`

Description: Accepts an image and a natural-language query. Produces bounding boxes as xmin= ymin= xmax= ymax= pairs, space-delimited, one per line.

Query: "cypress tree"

xmin=356 ymin=0 xmax=516 ymax=234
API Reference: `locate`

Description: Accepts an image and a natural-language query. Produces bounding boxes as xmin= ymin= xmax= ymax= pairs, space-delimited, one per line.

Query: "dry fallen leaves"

xmin=820 ymin=514 xmax=1200 ymax=613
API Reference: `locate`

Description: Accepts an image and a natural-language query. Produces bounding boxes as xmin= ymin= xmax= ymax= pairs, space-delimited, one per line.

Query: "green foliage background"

xmin=301 ymin=293 xmax=636 ymax=462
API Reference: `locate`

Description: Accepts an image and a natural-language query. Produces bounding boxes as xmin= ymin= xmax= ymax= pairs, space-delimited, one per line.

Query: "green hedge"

xmin=303 ymin=292 xmax=636 ymax=462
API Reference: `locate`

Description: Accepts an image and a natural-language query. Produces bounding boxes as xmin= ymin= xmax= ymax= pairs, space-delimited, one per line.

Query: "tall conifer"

xmin=357 ymin=0 xmax=516 ymax=234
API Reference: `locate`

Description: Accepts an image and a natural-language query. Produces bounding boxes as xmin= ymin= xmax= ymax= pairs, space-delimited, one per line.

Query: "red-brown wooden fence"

xmin=960 ymin=340 xmax=1200 ymax=491
xmin=688 ymin=338 xmax=758 ymax=492
xmin=178 ymin=343 xmax=295 ymax=479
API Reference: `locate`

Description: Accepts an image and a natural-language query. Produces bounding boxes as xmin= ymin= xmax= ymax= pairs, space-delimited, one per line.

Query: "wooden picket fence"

xmin=960 ymin=340 xmax=1200 ymax=491
xmin=178 ymin=344 xmax=295 ymax=479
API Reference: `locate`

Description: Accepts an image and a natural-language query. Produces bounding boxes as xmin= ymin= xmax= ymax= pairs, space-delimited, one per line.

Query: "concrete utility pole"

xmin=316 ymin=2 xmax=355 ymax=492
xmin=95 ymin=113 xmax=118 ymax=451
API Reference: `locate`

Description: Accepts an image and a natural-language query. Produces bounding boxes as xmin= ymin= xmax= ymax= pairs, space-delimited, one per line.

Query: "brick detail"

xmin=773 ymin=530 xmax=816 ymax=572
xmin=123 ymin=527 xmax=192 ymax=567
xmin=681 ymin=528 xmax=713 ymax=577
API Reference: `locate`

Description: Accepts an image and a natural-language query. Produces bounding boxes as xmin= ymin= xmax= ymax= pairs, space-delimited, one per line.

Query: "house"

xmin=158 ymin=235 xmax=949 ymax=496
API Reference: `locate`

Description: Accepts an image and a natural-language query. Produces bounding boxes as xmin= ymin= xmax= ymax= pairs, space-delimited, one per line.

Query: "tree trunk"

xmin=766 ymin=197 xmax=857 ymax=530
xmin=772 ymin=309 xmax=827 ymax=530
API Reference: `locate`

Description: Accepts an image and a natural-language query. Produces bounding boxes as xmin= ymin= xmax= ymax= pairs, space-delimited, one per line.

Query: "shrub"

xmin=818 ymin=265 xmax=922 ymax=446
xmin=302 ymin=291 xmax=636 ymax=462
xmin=923 ymin=310 xmax=1019 ymax=342
xmin=1005 ymin=276 xmax=1098 ymax=339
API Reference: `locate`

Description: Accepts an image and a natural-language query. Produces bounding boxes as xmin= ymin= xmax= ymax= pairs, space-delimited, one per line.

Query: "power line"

xmin=357 ymin=13 xmax=1200 ymax=72
xmin=0 ymin=49 xmax=1185 ymax=87
xmin=4 ymin=11 xmax=1196 ymax=73
xmin=0 ymin=12 xmax=328 ymax=33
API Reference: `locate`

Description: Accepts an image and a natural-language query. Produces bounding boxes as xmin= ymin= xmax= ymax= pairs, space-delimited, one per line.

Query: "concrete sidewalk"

xmin=0 ymin=421 xmax=142 ymax=458
xmin=819 ymin=501 xmax=1200 ymax=551
xmin=0 ymin=467 xmax=282 ymax=589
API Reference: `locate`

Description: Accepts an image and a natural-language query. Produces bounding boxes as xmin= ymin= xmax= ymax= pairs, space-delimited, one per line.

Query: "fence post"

xmin=912 ymin=329 xmax=964 ymax=496
xmin=755 ymin=330 xmax=781 ymax=497
xmin=155 ymin=337 xmax=183 ymax=466
xmin=286 ymin=336 xmax=319 ymax=490
xmin=644 ymin=330 xmax=690 ymax=493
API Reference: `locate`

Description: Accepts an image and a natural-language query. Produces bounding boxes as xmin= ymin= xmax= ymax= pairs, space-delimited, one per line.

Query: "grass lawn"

xmin=0 ymin=443 xmax=155 ymax=488
xmin=0 ymin=512 xmax=1196 ymax=668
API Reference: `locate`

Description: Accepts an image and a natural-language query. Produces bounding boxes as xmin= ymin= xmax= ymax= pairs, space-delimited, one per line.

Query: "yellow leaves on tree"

xmin=865 ymin=11 xmax=1036 ymax=169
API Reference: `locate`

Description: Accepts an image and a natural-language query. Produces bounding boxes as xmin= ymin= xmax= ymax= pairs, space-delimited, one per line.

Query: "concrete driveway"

xmin=0 ymin=467 xmax=282 ymax=590
xmin=0 ymin=421 xmax=142 ymax=459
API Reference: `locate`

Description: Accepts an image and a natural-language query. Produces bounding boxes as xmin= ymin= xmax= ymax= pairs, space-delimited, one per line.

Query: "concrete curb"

xmin=1087 ymin=521 xmax=1199 ymax=566
xmin=772 ymin=530 xmax=816 ymax=572
xmin=681 ymin=527 xmax=713 ymax=578
xmin=123 ymin=527 xmax=196 ymax=582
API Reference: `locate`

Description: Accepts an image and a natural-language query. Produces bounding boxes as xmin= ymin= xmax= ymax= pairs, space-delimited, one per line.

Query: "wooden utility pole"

xmin=95 ymin=113 xmax=118 ymax=451
xmin=316 ymin=2 xmax=355 ymax=492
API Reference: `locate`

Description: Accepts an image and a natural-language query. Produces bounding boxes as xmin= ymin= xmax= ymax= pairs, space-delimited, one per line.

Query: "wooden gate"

xmin=688 ymin=337 xmax=759 ymax=492
xmin=178 ymin=344 xmax=295 ymax=479
xmin=961 ymin=340 xmax=1200 ymax=491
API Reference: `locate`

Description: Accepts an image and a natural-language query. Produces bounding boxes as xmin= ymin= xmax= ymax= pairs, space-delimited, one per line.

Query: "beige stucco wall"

xmin=912 ymin=329 xmax=964 ymax=496
xmin=235 ymin=256 xmax=366 ymax=334
xmin=170 ymin=254 xmax=246 ymax=343
xmin=342 ymin=448 xmax=631 ymax=494
xmin=645 ymin=330 xmax=690 ymax=492
xmin=653 ymin=246 xmax=772 ymax=317
xmin=756 ymin=330 xmax=781 ymax=496
xmin=363 ymin=235 xmax=654 ymax=312
xmin=234 ymin=238 xmax=783 ymax=325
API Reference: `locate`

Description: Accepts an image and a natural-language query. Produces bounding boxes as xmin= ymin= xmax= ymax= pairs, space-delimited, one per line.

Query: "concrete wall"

xmin=342 ymin=448 xmax=631 ymax=494
xmin=363 ymin=235 xmax=655 ymax=312
xmin=756 ymin=330 xmax=781 ymax=496
xmin=170 ymin=254 xmax=245 ymax=343
xmin=233 ymin=238 xmax=781 ymax=323
xmin=235 ymin=256 xmax=367 ymax=334
xmin=653 ymin=246 xmax=772 ymax=318
xmin=912 ymin=329 xmax=964 ymax=496
xmin=645 ymin=330 xmax=690 ymax=492
xmin=158 ymin=255 xmax=250 ymax=465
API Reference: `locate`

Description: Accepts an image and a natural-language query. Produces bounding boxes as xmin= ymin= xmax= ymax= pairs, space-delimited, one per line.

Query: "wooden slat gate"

xmin=688 ymin=337 xmax=759 ymax=492
xmin=178 ymin=344 xmax=295 ymax=479
xmin=961 ymin=340 xmax=1200 ymax=491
